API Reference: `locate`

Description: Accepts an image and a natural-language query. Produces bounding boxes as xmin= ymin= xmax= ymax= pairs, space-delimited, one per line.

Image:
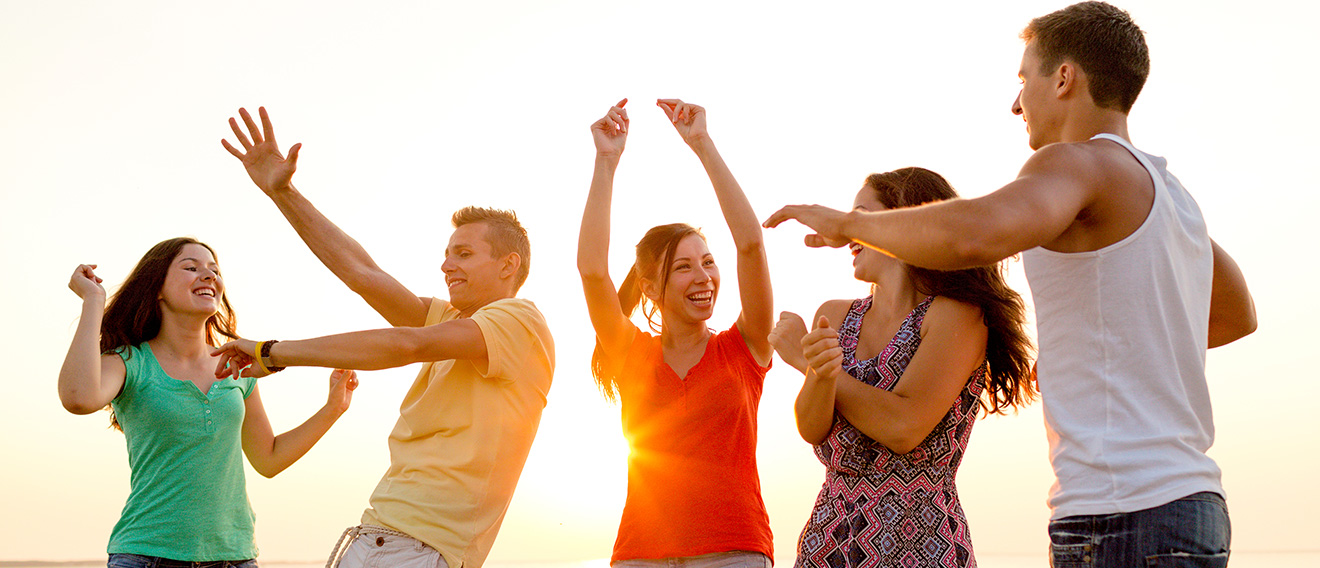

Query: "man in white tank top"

xmin=765 ymin=2 xmax=1256 ymax=564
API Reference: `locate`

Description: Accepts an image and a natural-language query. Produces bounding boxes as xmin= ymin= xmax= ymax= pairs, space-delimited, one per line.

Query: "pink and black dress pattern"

xmin=795 ymin=295 xmax=985 ymax=568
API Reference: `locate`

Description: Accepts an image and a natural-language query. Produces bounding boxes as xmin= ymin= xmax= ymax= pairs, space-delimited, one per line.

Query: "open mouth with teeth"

xmin=687 ymin=291 xmax=714 ymax=306
xmin=849 ymin=242 xmax=864 ymax=256
xmin=193 ymin=288 xmax=216 ymax=298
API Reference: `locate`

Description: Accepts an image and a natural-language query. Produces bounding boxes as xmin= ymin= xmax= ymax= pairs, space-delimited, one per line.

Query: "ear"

xmin=1056 ymin=61 xmax=1077 ymax=99
xmin=498 ymin=252 xmax=521 ymax=280
xmin=639 ymin=278 xmax=661 ymax=303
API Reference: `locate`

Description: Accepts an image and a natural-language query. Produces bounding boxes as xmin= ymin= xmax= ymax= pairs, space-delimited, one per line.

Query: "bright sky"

xmin=2 ymin=0 xmax=1316 ymax=563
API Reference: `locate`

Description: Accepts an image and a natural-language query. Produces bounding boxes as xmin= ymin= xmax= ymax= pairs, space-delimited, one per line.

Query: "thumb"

xmin=287 ymin=142 xmax=302 ymax=165
xmin=816 ymin=315 xmax=832 ymax=330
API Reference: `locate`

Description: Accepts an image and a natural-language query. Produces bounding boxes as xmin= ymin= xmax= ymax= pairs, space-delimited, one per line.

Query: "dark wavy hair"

xmin=864 ymin=168 xmax=1036 ymax=414
xmin=590 ymin=223 xmax=705 ymax=402
xmin=101 ymin=237 xmax=239 ymax=429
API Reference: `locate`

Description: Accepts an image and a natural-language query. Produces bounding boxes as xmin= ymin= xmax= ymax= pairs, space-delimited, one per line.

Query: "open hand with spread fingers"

xmin=222 ymin=106 xmax=301 ymax=195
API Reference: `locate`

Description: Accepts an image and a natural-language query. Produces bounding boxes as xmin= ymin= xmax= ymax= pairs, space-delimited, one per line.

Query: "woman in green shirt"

xmin=59 ymin=237 xmax=358 ymax=568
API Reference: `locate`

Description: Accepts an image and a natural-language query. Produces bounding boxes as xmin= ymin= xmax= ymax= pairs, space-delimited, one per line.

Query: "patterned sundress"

xmin=795 ymin=295 xmax=985 ymax=568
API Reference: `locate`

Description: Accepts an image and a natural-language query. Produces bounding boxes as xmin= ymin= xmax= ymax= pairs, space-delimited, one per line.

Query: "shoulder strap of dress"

xmin=910 ymin=295 xmax=937 ymax=328
xmin=840 ymin=295 xmax=871 ymax=335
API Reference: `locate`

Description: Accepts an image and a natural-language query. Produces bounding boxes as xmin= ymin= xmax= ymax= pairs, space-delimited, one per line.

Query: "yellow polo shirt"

xmin=361 ymin=297 xmax=555 ymax=568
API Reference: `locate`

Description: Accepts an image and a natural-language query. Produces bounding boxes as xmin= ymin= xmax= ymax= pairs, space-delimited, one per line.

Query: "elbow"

xmin=59 ymin=388 xmax=105 ymax=415
xmin=252 ymin=463 xmax=286 ymax=479
xmin=735 ymin=236 xmax=766 ymax=258
xmin=796 ymin=423 xmax=828 ymax=446
xmin=61 ymin=398 xmax=103 ymax=415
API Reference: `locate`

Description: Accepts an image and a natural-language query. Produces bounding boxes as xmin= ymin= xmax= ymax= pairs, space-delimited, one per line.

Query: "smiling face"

xmin=443 ymin=221 xmax=515 ymax=316
xmin=647 ymin=233 xmax=720 ymax=326
xmin=1012 ymin=41 xmax=1063 ymax=150
xmin=850 ymin=185 xmax=903 ymax=284
xmin=158 ymin=243 xmax=224 ymax=317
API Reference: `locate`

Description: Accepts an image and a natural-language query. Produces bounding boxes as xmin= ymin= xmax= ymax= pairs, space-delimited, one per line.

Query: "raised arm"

xmin=58 ymin=264 xmax=127 ymax=414
xmin=658 ymin=100 xmax=773 ymax=364
xmin=764 ymin=143 xmax=1098 ymax=270
xmin=831 ymin=297 xmax=988 ymax=454
xmin=1207 ymin=239 xmax=1256 ymax=348
xmin=241 ymin=369 xmax=357 ymax=478
xmin=213 ymin=318 xmax=488 ymax=377
xmin=222 ymin=106 xmax=430 ymax=327
xmin=578 ymin=100 xmax=635 ymax=358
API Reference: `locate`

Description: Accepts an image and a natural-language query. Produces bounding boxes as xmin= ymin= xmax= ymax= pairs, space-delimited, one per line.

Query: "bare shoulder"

xmin=814 ymin=298 xmax=856 ymax=329
xmin=1023 ymin=139 xmax=1154 ymax=251
xmin=926 ymin=296 xmax=984 ymax=326
xmin=922 ymin=297 xmax=989 ymax=344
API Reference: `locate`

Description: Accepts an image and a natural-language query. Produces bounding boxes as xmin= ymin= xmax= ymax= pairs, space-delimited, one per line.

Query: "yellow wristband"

xmin=252 ymin=341 xmax=270 ymax=375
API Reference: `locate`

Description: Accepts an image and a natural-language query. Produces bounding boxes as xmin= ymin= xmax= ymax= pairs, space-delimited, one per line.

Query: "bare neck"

xmin=150 ymin=311 xmax=214 ymax=361
xmin=1059 ymin=104 xmax=1132 ymax=144
xmin=870 ymin=271 xmax=923 ymax=320
xmin=660 ymin=317 xmax=712 ymax=351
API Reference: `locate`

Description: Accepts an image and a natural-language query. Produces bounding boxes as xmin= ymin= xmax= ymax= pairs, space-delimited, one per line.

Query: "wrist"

xmin=686 ymin=134 xmax=714 ymax=152
xmin=263 ymin=181 xmax=298 ymax=198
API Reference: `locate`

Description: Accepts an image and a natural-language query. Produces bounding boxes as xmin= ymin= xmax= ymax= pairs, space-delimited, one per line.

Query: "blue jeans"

xmin=1048 ymin=492 xmax=1231 ymax=567
xmin=108 ymin=553 xmax=258 ymax=568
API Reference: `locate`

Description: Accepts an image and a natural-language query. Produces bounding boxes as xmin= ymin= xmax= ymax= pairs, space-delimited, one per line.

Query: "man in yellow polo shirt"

xmin=216 ymin=107 xmax=555 ymax=568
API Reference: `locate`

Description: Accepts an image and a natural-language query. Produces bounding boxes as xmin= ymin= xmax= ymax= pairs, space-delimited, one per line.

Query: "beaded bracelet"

xmin=260 ymin=339 xmax=286 ymax=373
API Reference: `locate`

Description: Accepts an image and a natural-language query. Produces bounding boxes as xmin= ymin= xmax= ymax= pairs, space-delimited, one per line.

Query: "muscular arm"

xmin=833 ymin=298 xmax=988 ymax=454
xmin=1207 ymin=239 xmax=1256 ymax=348
xmin=767 ymin=143 xmax=1099 ymax=270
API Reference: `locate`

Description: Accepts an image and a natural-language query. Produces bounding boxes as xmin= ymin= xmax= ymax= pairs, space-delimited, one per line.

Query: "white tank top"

xmin=1022 ymin=133 xmax=1221 ymax=519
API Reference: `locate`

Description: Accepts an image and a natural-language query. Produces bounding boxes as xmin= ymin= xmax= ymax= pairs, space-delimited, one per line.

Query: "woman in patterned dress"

xmin=769 ymin=168 xmax=1035 ymax=568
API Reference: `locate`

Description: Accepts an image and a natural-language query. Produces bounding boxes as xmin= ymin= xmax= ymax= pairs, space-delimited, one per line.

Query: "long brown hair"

xmin=101 ymin=237 xmax=240 ymax=429
xmin=591 ymin=223 xmax=705 ymax=402
xmin=864 ymin=168 xmax=1036 ymax=414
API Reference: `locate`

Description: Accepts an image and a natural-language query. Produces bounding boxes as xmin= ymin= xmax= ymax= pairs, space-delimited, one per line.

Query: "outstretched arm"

xmin=241 ymin=369 xmax=357 ymax=478
xmin=764 ymin=143 xmax=1097 ymax=270
xmin=659 ymin=100 xmax=773 ymax=364
xmin=58 ymin=264 xmax=127 ymax=414
xmin=213 ymin=318 xmax=488 ymax=377
xmin=222 ymin=106 xmax=429 ymax=327
xmin=1207 ymin=239 xmax=1256 ymax=348
xmin=579 ymin=100 xmax=635 ymax=359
